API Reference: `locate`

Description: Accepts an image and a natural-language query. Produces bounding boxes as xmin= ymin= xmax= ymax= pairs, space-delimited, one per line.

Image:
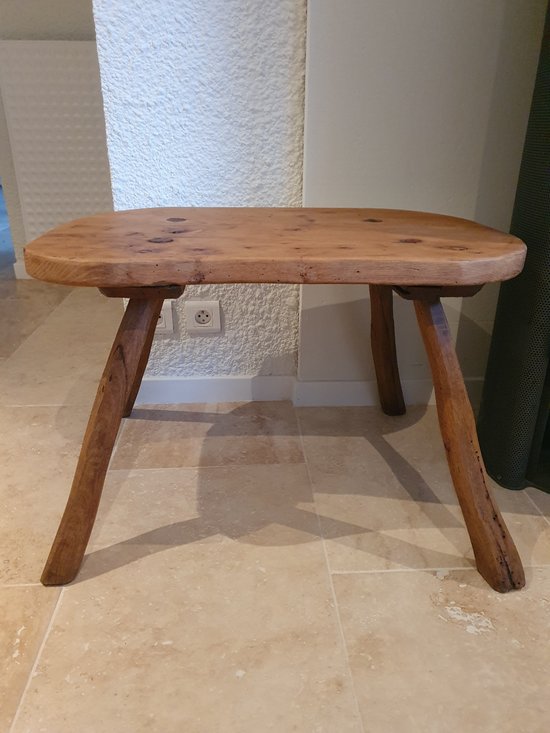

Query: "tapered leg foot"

xmin=415 ymin=298 xmax=525 ymax=592
xmin=369 ymin=285 xmax=406 ymax=415
xmin=41 ymin=297 xmax=163 ymax=585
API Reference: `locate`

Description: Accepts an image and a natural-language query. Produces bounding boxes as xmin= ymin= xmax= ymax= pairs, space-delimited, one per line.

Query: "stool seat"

xmin=23 ymin=207 xmax=528 ymax=594
xmin=24 ymin=207 xmax=525 ymax=288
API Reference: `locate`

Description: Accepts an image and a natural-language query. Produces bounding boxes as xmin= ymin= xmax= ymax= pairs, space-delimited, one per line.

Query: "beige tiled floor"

xmin=1 ymin=270 xmax=550 ymax=732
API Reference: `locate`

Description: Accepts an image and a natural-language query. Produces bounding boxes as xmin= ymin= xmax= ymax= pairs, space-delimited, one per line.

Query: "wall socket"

xmin=184 ymin=300 xmax=222 ymax=335
xmin=156 ymin=301 xmax=174 ymax=333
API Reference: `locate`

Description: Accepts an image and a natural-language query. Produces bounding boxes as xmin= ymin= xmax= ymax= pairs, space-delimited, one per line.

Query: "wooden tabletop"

xmin=24 ymin=207 xmax=526 ymax=288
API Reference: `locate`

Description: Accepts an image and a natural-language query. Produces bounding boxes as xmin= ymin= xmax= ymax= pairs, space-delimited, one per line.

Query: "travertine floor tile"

xmin=0 ymin=282 xmax=70 ymax=358
xmin=298 ymin=406 xmax=550 ymax=571
xmin=0 ymin=405 xmax=88 ymax=583
xmin=333 ymin=568 xmax=550 ymax=733
xmin=490 ymin=483 xmax=550 ymax=564
xmin=3 ymin=268 xmax=549 ymax=732
xmin=85 ymin=465 xmax=322 ymax=570
xmin=13 ymin=466 xmax=361 ymax=733
xmin=0 ymin=277 xmax=68 ymax=301
xmin=0 ymin=585 xmax=60 ymax=731
xmin=27 ymin=287 xmax=123 ymax=343
xmin=0 ymin=289 xmax=121 ymax=407
xmin=526 ymin=486 xmax=550 ymax=518
xmin=0 ymin=333 xmax=113 ymax=407
xmin=112 ymin=401 xmax=304 ymax=469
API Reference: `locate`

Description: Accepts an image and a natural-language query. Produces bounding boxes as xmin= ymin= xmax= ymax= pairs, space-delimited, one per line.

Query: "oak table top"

xmin=24 ymin=207 xmax=526 ymax=288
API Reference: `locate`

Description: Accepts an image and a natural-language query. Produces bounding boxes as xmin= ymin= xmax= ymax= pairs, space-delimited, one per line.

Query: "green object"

xmin=478 ymin=3 xmax=550 ymax=492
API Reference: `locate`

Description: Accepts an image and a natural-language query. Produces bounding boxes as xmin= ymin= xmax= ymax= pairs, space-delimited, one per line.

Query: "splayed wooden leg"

xmin=414 ymin=297 xmax=525 ymax=592
xmin=41 ymin=296 xmax=164 ymax=585
xmin=369 ymin=285 xmax=406 ymax=415
xmin=122 ymin=305 xmax=162 ymax=417
xmin=99 ymin=285 xmax=184 ymax=417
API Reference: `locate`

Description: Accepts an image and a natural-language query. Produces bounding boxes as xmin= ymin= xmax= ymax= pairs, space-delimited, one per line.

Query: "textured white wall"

xmin=301 ymin=0 xmax=546 ymax=396
xmin=93 ymin=0 xmax=306 ymax=377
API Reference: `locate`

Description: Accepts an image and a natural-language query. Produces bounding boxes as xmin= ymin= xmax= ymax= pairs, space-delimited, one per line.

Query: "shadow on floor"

xmin=75 ymin=402 xmax=527 ymax=584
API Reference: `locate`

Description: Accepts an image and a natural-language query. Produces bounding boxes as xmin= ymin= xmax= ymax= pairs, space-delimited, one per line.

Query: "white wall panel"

xmin=301 ymin=0 xmax=546 ymax=394
xmin=0 ymin=41 xmax=112 ymax=246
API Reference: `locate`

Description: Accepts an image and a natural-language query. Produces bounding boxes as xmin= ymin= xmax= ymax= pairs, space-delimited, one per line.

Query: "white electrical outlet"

xmin=156 ymin=301 xmax=174 ymax=333
xmin=184 ymin=300 xmax=221 ymax=335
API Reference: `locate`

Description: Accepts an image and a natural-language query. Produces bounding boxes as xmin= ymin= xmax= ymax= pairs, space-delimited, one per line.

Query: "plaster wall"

xmin=93 ymin=0 xmax=306 ymax=377
xmin=300 ymin=0 xmax=546 ymax=395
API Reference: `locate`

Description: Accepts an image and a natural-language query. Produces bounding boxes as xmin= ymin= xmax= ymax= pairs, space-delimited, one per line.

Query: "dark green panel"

xmin=478 ymin=2 xmax=550 ymax=490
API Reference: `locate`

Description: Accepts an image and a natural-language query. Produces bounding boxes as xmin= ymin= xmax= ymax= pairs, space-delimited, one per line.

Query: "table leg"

xmin=414 ymin=297 xmax=525 ymax=592
xmin=369 ymin=285 xmax=406 ymax=415
xmin=123 ymin=306 xmax=162 ymax=417
xmin=41 ymin=296 xmax=164 ymax=585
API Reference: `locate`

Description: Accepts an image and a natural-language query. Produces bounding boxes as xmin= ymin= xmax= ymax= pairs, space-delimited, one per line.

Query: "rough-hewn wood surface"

xmin=24 ymin=207 xmax=525 ymax=287
xmin=31 ymin=208 xmax=527 ymax=591
xmin=369 ymin=285 xmax=406 ymax=415
xmin=415 ymin=298 xmax=525 ymax=592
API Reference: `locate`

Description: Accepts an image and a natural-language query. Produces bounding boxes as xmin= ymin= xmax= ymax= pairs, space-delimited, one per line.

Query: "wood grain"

xmin=41 ymin=297 xmax=163 ymax=585
xmin=31 ymin=208 xmax=528 ymax=592
xmin=24 ymin=207 xmax=526 ymax=288
xmin=414 ymin=298 xmax=525 ymax=592
xmin=369 ymin=285 xmax=406 ymax=415
xmin=99 ymin=286 xmax=185 ymax=417
xmin=121 ymin=293 xmax=181 ymax=417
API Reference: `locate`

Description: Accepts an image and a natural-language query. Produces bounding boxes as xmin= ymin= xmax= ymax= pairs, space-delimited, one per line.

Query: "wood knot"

xmin=148 ymin=237 xmax=174 ymax=243
xmin=397 ymin=238 xmax=422 ymax=243
xmin=364 ymin=218 xmax=382 ymax=223
xmin=166 ymin=217 xmax=187 ymax=222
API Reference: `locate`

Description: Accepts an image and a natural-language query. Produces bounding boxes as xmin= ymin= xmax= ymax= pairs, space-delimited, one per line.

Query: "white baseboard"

xmin=13 ymin=260 xmax=31 ymax=279
xmin=137 ymin=375 xmax=295 ymax=405
xmin=137 ymin=375 xmax=484 ymax=408
xmin=292 ymin=379 xmax=380 ymax=406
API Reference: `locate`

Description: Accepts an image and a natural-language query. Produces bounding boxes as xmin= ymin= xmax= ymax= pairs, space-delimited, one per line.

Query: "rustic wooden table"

xmin=25 ymin=207 xmax=527 ymax=592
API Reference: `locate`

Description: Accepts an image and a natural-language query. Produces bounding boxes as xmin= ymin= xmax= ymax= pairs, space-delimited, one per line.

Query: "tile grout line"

xmin=296 ymin=413 xmax=366 ymax=733
xmin=331 ymin=564 xmax=550 ymax=575
xmin=523 ymin=490 xmax=550 ymax=527
xmin=106 ymin=460 xmax=307 ymax=473
xmin=1 ymin=404 xmax=91 ymax=408
xmin=9 ymin=587 xmax=65 ymax=733
xmin=331 ymin=566 xmax=476 ymax=575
